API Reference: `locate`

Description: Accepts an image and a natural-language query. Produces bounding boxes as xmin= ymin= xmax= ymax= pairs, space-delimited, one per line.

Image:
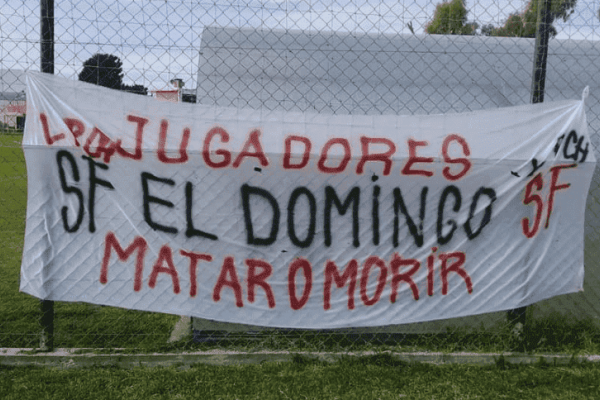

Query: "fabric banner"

xmin=20 ymin=72 xmax=596 ymax=328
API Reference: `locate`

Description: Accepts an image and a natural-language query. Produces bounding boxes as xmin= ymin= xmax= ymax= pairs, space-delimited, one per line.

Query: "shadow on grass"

xmin=182 ymin=313 xmax=600 ymax=355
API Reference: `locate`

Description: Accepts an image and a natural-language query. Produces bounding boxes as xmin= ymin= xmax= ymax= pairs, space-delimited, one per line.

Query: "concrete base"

xmin=1 ymin=348 xmax=598 ymax=369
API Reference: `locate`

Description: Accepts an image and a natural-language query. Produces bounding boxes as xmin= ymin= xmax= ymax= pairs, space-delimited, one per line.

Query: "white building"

xmin=0 ymin=69 xmax=26 ymax=129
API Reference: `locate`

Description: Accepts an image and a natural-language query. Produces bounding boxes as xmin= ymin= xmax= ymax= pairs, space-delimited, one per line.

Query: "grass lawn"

xmin=0 ymin=131 xmax=38 ymax=347
xmin=0 ymin=131 xmax=178 ymax=348
xmin=2 ymin=355 xmax=600 ymax=399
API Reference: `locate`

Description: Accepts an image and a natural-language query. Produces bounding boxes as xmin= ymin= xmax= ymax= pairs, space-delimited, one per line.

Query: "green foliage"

xmin=425 ymin=0 xmax=478 ymax=35
xmin=484 ymin=0 xmax=578 ymax=38
xmin=79 ymin=54 xmax=148 ymax=95
xmin=493 ymin=11 xmax=538 ymax=37
xmin=78 ymin=53 xmax=124 ymax=90
xmin=427 ymin=0 xmax=578 ymax=38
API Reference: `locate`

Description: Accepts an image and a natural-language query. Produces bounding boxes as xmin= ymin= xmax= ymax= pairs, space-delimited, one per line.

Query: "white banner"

xmin=20 ymin=72 xmax=596 ymax=328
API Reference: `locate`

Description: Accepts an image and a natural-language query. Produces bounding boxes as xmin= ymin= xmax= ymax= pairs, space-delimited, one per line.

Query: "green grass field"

xmin=2 ymin=130 xmax=600 ymax=354
xmin=2 ymin=355 xmax=600 ymax=399
xmin=0 ymin=131 xmax=178 ymax=348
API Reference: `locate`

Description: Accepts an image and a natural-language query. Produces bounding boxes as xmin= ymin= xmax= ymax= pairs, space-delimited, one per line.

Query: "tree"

xmin=425 ymin=0 xmax=478 ymax=35
xmin=78 ymin=54 xmax=124 ymax=90
xmin=79 ymin=54 xmax=148 ymax=95
xmin=480 ymin=24 xmax=495 ymax=36
xmin=482 ymin=0 xmax=577 ymax=38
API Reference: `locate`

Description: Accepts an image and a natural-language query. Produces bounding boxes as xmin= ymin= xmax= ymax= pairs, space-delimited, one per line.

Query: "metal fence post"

xmin=530 ymin=0 xmax=552 ymax=104
xmin=507 ymin=0 xmax=553 ymax=335
xmin=39 ymin=0 xmax=55 ymax=352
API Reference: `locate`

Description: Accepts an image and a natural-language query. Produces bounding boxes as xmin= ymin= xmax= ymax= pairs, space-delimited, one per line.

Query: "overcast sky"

xmin=1 ymin=0 xmax=599 ymax=91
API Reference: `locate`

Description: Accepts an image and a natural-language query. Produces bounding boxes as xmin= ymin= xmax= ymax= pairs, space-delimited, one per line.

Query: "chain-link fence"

xmin=1 ymin=0 xmax=600 ymax=352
